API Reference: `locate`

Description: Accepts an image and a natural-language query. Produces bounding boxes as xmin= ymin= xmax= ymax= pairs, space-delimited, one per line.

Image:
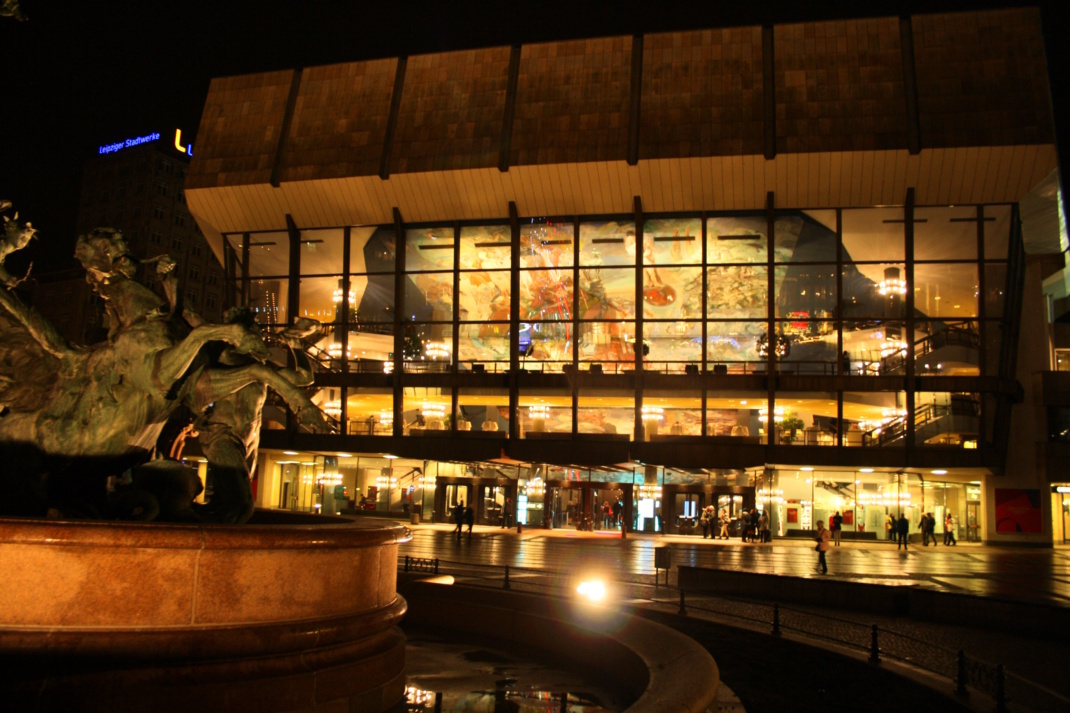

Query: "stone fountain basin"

xmin=0 ymin=510 xmax=410 ymax=712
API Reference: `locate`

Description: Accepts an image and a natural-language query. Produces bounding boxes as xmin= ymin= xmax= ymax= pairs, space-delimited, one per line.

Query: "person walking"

xmin=815 ymin=520 xmax=831 ymax=574
xmin=464 ymin=503 xmax=474 ymax=538
xmin=453 ymin=502 xmax=465 ymax=542
xmin=758 ymin=510 xmax=770 ymax=543
xmin=944 ymin=512 xmax=957 ymax=546
xmin=896 ymin=512 xmax=909 ymax=550
xmin=718 ymin=509 xmax=730 ymax=539
xmin=831 ymin=510 xmax=843 ymax=546
xmin=500 ymin=497 xmax=512 ymax=529
xmin=699 ymin=506 xmax=711 ymax=539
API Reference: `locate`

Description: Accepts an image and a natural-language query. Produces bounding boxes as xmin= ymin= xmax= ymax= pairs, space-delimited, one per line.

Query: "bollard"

xmin=868 ymin=624 xmax=881 ymax=665
xmin=995 ymin=664 xmax=1008 ymax=713
xmin=433 ymin=557 xmax=439 ymax=574
xmin=955 ymin=650 xmax=968 ymax=697
xmin=517 ymin=521 xmax=523 ymax=534
xmin=678 ymin=589 xmax=687 ymax=616
xmin=772 ymin=603 xmax=782 ymax=636
xmin=434 ymin=691 xmax=443 ymax=713
xmin=503 ymin=565 xmax=511 ymax=590
xmin=621 ymin=521 xmax=627 ymax=539
xmin=404 ymin=555 xmax=410 ymax=572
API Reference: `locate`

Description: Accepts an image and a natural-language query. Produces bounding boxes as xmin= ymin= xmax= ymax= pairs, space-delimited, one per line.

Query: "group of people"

xmin=452 ymin=501 xmax=474 ymax=541
xmin=698 ymin=506 xmax=769 ymax=543
xmin=887 ymin=511 xmax=957 ymax=549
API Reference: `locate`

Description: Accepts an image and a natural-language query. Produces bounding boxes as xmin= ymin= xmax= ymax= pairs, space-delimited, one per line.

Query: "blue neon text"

xmin=98 ymin=132 xmax=162 ymax=155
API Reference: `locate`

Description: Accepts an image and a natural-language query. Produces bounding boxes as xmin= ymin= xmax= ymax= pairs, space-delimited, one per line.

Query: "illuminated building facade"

xmin=185 ymin=7 xmax=1068 ymax=544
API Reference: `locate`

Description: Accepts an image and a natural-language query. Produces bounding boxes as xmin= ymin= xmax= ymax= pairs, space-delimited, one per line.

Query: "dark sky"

xmin=0 ymin=0 xmax=1063 ymax=272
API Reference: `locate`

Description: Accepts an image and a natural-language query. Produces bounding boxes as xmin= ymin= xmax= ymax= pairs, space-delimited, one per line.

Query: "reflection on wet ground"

xmin=402 ymin=626 xmax=620 ymax=712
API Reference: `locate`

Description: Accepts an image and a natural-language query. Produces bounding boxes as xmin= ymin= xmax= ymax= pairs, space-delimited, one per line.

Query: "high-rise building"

xmin=33 ymin=129 xmax=225 ymax=344
xmin=182 ymin=6 xmax=1069 ymax=545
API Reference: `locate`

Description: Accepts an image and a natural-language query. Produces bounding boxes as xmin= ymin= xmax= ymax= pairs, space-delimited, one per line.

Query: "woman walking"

xmin=815 ymin=520 xmax=831 ymax=574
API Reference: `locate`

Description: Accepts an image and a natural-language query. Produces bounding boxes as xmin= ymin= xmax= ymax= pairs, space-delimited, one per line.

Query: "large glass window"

xmin=579 ymin=219 xmax=635 ymax=266
xmin=577 ymin=390 xmax=634 ymax=438
xmin=706 ymin=215 xmax=767 ymax=263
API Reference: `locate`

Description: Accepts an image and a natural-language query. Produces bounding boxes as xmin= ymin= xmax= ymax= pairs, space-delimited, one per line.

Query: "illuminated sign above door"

xmin=98 ymin=129 xmax=192 ymax=156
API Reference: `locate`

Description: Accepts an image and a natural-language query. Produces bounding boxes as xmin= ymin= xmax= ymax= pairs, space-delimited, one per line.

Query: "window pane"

xmin=520 ymin=269 xmax=573 ymax=321
xmin=646 ymin=321 xmax=702 ymax=370
xmin=776 ymin=320 xmax=837 ymax=375
xmin=580 ymin=220 xmax=636 ymax=266
xmin=984 ymin=263 xmax=1006 ymax=317
xmin=520 ymin=219 xmax=574 ymax=268
xmin=249 ymin=277 xmax=288 ymax=326
xmin=707 ymin=265 xmax=768 ymax=319
xmin=843 ymin=263 xmax=906 ymax=318
xmin=300 ymin=228 xmax=345 ymax=275
xmin=247 ymin=231 xmax=289 ymax=277
xmin=914 ymin=263 xmax=978 ymax=318
xmin=458 ymin=390 xmax=509 ymax=433
xmin=776 ymin=264 xmax=837 ymax=317
xmin=299 ymin=275 xmax=343 ymax=324
xmin=522 ymin=321 xmax=573 ymax=367
xmin=843 ymin=390 xmax=907 ymax=447
xmin=405 ymin=226 xmax=454 ymax=272
xmin=915 ymin=392 xmax=980 ymax=448
xmin=644 ymin=265 xmax=702 ymax=319
xmin=643 ymin=393 xmax=701 ymax=437
xmin=351 ymin=274 xmax=395 ymax=324
xmin=577 ymin=390 xmax=634 ymax=438
xmin=578 ymin=321 xmax=635 ymax=369
xmin=706 ymin=393 xmax=764 ymax=437
xmin=458 ymin=323 xmax=510 ymax=368
xmin=843 ymin=208 xmax=904 ymax=262
xmin=706 ymin=321 xmax=766 ymax=371
xmin=579 ymin=267 xmax=636 ymax=319
xmin=707 ymin=215 xmax=767 ymax=264
xmin=459 ymin=270 xmax=510 ymax=322
xmin=351 ymin=226 xmax=396 ymax=274
xmin=914 ymin=321 xmax=979 ymax=376
xmin=459 ymin=224 xmax=511 ymax=270
xmin=643 ymin=217 xmax=702 ymax=265
xmin=406 ymin=272 xmax=454 ymax=321
xmin=402 ymin=323 xmax=452 ymax=372
xmin=984 ymin=205 xmax=1012 ymax=260
xmin=775 ymin=212 xmax=838 ymax=263
xmin=914 ymin=206 xmax=978 ymax=260
xmin=843 ymin=320 xmax=906 ymax=376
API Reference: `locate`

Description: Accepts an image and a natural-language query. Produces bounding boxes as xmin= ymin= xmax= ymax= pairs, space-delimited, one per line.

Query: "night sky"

xmin=0 ymin=0 xmax=1064 ymax=273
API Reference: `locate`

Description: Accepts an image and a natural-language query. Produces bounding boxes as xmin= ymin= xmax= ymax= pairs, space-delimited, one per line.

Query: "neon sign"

xmin=98 ymin=129 xmax=192 ymax=156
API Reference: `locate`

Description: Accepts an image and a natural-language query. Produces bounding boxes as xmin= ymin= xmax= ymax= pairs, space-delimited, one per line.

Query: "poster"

xmin=994 ymin=489 xmax=1042 ymax=533
xmin=787 ymin=508 xmax=798 ymax=523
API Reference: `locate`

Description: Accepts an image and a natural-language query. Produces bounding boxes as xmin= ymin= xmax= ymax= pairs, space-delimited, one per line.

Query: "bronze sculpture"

xmin=0 ymin=210 xmax=328 ymax=522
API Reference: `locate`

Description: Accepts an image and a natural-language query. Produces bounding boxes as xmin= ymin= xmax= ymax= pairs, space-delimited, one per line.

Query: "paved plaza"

xmin=393 ymin=519 xmax=1070 ymax=711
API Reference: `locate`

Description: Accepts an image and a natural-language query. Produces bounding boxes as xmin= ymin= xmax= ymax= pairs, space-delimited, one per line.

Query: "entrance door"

xmin=673 ymin=493 xmax=702 ymax=534
xmin=966 ymin=502 xmax=981 ymax=542
xmin=593 ymin=487 xmax=624 ymax=531
xmin=551 ymin=487 xmax=583 ymax=529
xmin=445 ymin=484 xmax=471 ymax=519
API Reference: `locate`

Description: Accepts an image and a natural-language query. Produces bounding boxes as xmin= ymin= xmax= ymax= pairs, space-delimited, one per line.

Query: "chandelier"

xmin=375 ymin=473 xmax=398 ymax=489
xmin=641 ymin=405 xmax=664 ymax=422
xmin=880 ymin=339 xmax=907 ymax=357
xmin=316 ymin=471 xmax=342 ymax=486
xmin=638 ymin=483 xmax=662 ymax=500
xmin=379 ymin=409 xmax=394 ymax=427
xmin=528 ymin=404 xmax=550 ymax=420
xmin=332 ymin=285 xmax=357 ymax=308
xmin=425 ymin=340 xmax=450 ymax=361
xmin=323 ymin=400 xmax=341 ymax=418
xmin=526 ymin=478 xmax=546 ymax=497
xmin=879 ymin=267 xmax=907 ymax=296
xmin=422 ymin=402 xmax=447 ymax=420
xmin=327 ymin=343 xmax=353 ymax=360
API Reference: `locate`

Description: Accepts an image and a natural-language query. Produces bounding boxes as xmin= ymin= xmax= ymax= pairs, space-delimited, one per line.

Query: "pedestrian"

xmin=922 ymin=512 xmax=938 ymax=546
xmin=758 ymin=510 xmax=770 ymax=543
xmin=453 ymin=501 xmax=465 ymax=542
xmin=500 ymin=497 xmax=512 ymax=529
xmin=464 ymin=503 xmax=474 ymax=537
xmin=602 ymin=501 xmax=612 ymax=529
xmin=699 ymin=506 xmax=711 ymax=538
xmin=739 ymin=509 xmax=750 ymax=543
xmin=718 ymin=509 xmax=730 ymax=540
xmin=944 ymin=512 xmax=957 ymax=546
xmin=896 ymin=512 xmax=909 ymax=550
xmin=831 ymin=510 xmax=843 ymax=546
xmin=815 ymin=519 xmax=830 ymax=574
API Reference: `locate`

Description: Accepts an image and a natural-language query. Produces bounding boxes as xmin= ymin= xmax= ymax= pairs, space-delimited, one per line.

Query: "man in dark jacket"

xmin=896 ymin=512 xmax=909 ymax=550
xmin=453 ymin=502 xmax=465 ymax=541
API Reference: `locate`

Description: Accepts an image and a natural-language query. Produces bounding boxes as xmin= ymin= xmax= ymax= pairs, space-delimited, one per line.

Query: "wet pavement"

xmin=392 ymin=520 xmax=1070 ymax=711
xmin=398 ymin=522 xmax=1070 ymax=606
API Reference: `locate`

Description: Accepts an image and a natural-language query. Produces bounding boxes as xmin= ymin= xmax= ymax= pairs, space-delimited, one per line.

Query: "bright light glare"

xmin=576 ymin=579 xmax=606 ymax=602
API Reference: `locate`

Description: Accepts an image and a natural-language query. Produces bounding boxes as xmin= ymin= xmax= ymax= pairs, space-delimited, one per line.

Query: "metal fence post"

xmin=955 ymin=650 xmax=968 ymax=697
xmin=772 ymin=603 xmax=782 ymax=636
xmin=503 ymin=564 xmax=511 ymax=590
xmin=678 ymin=589 xmax=686 ymax=616
xmin=404 ymin=555 xmax=410 ymax=572
xmin=868 ymin=624 xmax=881 ymax=664
xmin=433 ymin=557 xmax=439 ymax=574
xmin=995 ymin=664 xmax=1008 ymax=713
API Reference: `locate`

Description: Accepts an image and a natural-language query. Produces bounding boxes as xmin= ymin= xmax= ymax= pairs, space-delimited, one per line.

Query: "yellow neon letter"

xmin=174 ymin=129 xmax=186 ymax=153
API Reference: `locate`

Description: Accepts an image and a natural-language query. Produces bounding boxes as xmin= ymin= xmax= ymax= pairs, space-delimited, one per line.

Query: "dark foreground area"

xmin=640 ymin=610 xmax=974 ymax=713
